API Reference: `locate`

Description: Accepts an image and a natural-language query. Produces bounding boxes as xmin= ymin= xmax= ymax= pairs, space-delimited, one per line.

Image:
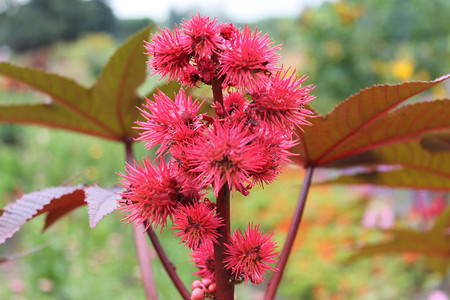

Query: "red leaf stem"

xmin=124 ymin=141 xmax=161 ymax=300
xmin=144 ymin=223 xmax=190 ymax=300
xmin=264 ymin=166 xmax=315 ymax=300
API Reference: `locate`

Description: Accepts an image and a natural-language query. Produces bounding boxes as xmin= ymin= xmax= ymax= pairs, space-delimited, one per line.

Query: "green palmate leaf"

xmin=321 ymin=141 xmax=450 ymax=190
xmin=293 ymin=74 xmax=450 ymax=167
xmin=0 ymin=64 xmax=115 ymax=137
xmin=349 ymin=208 xmax=450 ymax=276
xmin=0 ymin=103 xmax=115 ymax=140
xmin=91 ymin=25 xmax=154 ymax=139
xmin=0 ymin=24 xmax=154 ymax=141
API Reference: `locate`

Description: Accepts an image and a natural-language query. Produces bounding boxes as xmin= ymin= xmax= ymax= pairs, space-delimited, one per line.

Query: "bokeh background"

xmin=0 ymin=0 xmax=449 ymax=299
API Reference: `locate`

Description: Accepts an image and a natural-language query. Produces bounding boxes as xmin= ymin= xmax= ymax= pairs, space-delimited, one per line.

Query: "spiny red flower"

xmin=223 ymin=91 xmax=248 ymax=118
xmin=117 ymin=157 xmax=203 ymax=231
xmin=179 ymin=65 xmax=201 ymax=87
xmin=135 ymin=89 xmax=205 ymax=156
xmin=181 ymin=14 xmax=222 ymax=58
xmin=194 ymin=59 xmax=217 ymax=85
xmin=219 ymin=26 xmax=280 ymax=89
xmin=172 ymin=200 xmax=223 ymax=249
xmin=145 ymin=26 xmax=191 ymax=82
xmin=218 ymin=23 xmax=238 ymax=42
xmin=184 ymin=121 xmax=266 ymax=195
xmin=250 ymin=125 xmax=297 ymax=186
xmin=248 ymin=68 xmax=315 ymax=129
xmin=190 ymin=240 xmax=215 ymax=281
xmin=224 ymin=223 xmax=279 ymax=284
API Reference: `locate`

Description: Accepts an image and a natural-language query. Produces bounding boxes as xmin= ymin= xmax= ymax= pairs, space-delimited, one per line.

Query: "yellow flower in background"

xmin=391 ymin=59 xmax=414 ymax=81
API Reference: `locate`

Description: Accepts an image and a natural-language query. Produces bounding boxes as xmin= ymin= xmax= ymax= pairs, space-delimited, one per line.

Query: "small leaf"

xmin=421 ymin=131 xmax=450 ymax=153
xmin=0 ymin=185 xmax=83 ymax=244
xmin=85 ymin=185 xmax=121 ymax=228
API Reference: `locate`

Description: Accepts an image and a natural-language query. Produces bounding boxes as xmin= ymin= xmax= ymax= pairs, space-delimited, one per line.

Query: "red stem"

xmin=214 ymin=185 xmax=234 ymax=300
xmin=211 ymin=77 xmax=235 ymax=299
xmin=125 ymin=140 xmax=159 ymax=300
xmin=211 ymin=77 xmax=224 ymax=113
xmin=144 ymin=223 xmax=191 ymax=300
xmin=264 ymin=166 xmax=314 ymax=300
xmin=125 ymin=138 xmax=134 ymax=164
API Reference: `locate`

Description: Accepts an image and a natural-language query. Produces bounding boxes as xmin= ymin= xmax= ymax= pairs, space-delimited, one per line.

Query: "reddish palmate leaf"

xmin=0 ymin=25 xmax=154 ymax=141
xmin=322 ymin=141 xmax=450 ymax=190
xmin=0 ymin=185 xmax=119 ymax=244
xmin=293 ymin=74 xmax=450 ymax=167
xmin=85 ymin=185 xmax=122 ymax=228
xmin=320 ymin=99 xmax=450 ymax=165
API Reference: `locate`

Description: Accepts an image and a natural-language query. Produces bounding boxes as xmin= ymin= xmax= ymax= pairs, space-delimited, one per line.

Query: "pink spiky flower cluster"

xmin=118 ymin=14 xmax=315 ymax=298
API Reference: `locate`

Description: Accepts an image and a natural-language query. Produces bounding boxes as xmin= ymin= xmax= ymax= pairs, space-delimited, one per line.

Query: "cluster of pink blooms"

xmin=117 ymin=15 xmax=314 ymax=299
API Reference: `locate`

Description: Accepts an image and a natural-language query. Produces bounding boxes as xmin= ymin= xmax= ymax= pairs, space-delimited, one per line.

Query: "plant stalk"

xmin=264 ymin=166 xmax=314 ymax=300
xmin=214 ymin=184 xmax=234 ymax=300
xmin=144 ymin=223 xmax=191 ymax=300
xmin=211 ymin=77 xmax=224 ymax=112
xmin=124 ymin=140 xmax=159 ymax=300
xmin=211 ymin=77 xmax=235 ymax=299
